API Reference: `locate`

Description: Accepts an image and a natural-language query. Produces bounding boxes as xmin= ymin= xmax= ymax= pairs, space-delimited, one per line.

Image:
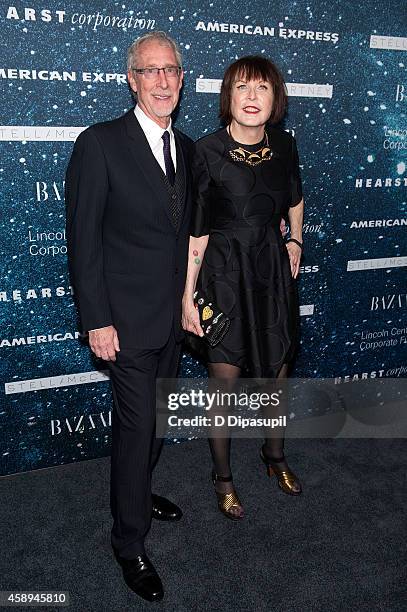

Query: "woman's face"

xmin=229 ymin=76 xmax=274 ymax=129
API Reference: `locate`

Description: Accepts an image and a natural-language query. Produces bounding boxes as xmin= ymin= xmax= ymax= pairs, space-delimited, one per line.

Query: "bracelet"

xmin=286 ymin=238 xmax=303 ymax=250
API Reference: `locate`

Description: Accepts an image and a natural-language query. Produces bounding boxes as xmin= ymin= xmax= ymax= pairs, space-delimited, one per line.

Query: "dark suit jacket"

xmin=65 ymin=109 xmax=193 ymax=349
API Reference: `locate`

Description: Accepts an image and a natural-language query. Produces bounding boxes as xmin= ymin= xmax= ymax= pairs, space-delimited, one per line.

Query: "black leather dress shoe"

xmin=117 ymin=554 xmax=164 ymax=602
xmin=152 ymin=494 xmax=183 ymax=521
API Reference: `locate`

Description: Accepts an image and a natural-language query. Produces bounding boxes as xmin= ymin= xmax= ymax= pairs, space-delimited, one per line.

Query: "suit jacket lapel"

xmin=174 ymin=129 xmax=189 ymax=228
xmin=123 ymin=109 xmax=175 ymax=229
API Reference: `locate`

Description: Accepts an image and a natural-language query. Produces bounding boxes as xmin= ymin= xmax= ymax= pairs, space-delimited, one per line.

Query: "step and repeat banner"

xmin=0 ymin=1 xmax=405 ymax=475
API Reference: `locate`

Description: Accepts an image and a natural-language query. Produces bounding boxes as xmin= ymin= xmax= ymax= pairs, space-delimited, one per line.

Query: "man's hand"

xmin=89 ymin=325 xmax=120 ymax=361
xmin=182 ymin=297 xmax=204 ymax=337
xmin=280 ymin=218 xmax=288 ymax=237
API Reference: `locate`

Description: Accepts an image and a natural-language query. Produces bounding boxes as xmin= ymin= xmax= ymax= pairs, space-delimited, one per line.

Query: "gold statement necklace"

xmin=228 ymin=125 xmax=273 ymax=166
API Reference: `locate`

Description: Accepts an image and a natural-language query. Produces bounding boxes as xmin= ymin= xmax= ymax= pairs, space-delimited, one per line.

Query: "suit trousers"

xmin=107 ymin=328 xmax=181 ymax=559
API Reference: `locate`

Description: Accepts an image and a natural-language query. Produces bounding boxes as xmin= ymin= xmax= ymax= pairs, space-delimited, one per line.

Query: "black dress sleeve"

xmin=190 ymin=141 xmax=212 ymax=237
xmin=289 ymin=135 xmax=303 ymax=207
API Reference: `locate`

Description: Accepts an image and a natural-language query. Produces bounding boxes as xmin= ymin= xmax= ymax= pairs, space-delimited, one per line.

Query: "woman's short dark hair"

xmin=219 ymin=56 xmax=288 ymax=125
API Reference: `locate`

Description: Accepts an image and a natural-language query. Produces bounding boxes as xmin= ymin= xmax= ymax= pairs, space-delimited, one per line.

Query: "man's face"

xmin=128 ymin=40 xmax=183 ymax=128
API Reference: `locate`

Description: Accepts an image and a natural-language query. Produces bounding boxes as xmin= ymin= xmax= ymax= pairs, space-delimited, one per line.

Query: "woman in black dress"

xmin=182 ymin=56 xmax=304 ymax=519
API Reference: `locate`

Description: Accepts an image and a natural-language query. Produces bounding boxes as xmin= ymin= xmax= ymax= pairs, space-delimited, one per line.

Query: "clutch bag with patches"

xmin=193 ymin=288 xmax=230 ymax=347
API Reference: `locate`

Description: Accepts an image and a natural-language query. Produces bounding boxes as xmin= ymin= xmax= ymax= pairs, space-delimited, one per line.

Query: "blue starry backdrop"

xmin=0 ymin=1 xmax=405 ymax=474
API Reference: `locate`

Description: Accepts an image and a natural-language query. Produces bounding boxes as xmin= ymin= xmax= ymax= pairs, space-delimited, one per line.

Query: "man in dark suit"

xmin=65 ymin=31 xmax=193 ymax=602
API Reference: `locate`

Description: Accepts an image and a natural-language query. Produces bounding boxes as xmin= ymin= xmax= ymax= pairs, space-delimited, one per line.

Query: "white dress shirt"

xmin=134 ymin=104 xmax=177 ymax=172
xmin=88 ymin=106 xmax=177 ymax=333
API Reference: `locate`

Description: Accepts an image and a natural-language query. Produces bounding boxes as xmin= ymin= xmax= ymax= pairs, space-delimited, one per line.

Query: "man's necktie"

xmin=162 ymin=130 xmax=175 ymax=186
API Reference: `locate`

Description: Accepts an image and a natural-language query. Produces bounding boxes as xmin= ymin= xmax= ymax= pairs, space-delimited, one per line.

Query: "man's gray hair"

xmin=127 ymin=31 xmax=183 ymax=72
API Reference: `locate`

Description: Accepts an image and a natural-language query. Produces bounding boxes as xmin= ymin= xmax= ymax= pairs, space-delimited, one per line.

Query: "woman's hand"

xmin=286 ymin=242 xmax=302 ymax=279
xmin=182 ymin=296 xmax=204 ymax=337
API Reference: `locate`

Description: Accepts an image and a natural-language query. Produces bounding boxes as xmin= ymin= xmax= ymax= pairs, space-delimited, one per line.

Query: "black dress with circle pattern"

xmin=190 ymin=126 xmax=303 ymax=378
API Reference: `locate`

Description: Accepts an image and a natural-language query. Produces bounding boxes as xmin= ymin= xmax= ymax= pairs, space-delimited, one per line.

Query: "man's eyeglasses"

xmin=131 ymin=66 xmax=182 ymax=79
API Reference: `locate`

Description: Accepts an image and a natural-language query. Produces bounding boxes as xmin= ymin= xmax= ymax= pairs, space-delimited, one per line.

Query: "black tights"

xmin=207 ymin=362 xmax=288 ymax=479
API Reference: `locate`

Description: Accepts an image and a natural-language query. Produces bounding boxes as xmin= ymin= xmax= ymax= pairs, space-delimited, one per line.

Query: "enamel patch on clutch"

xmin=202 ymin=305 xmax=213 ymax=321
